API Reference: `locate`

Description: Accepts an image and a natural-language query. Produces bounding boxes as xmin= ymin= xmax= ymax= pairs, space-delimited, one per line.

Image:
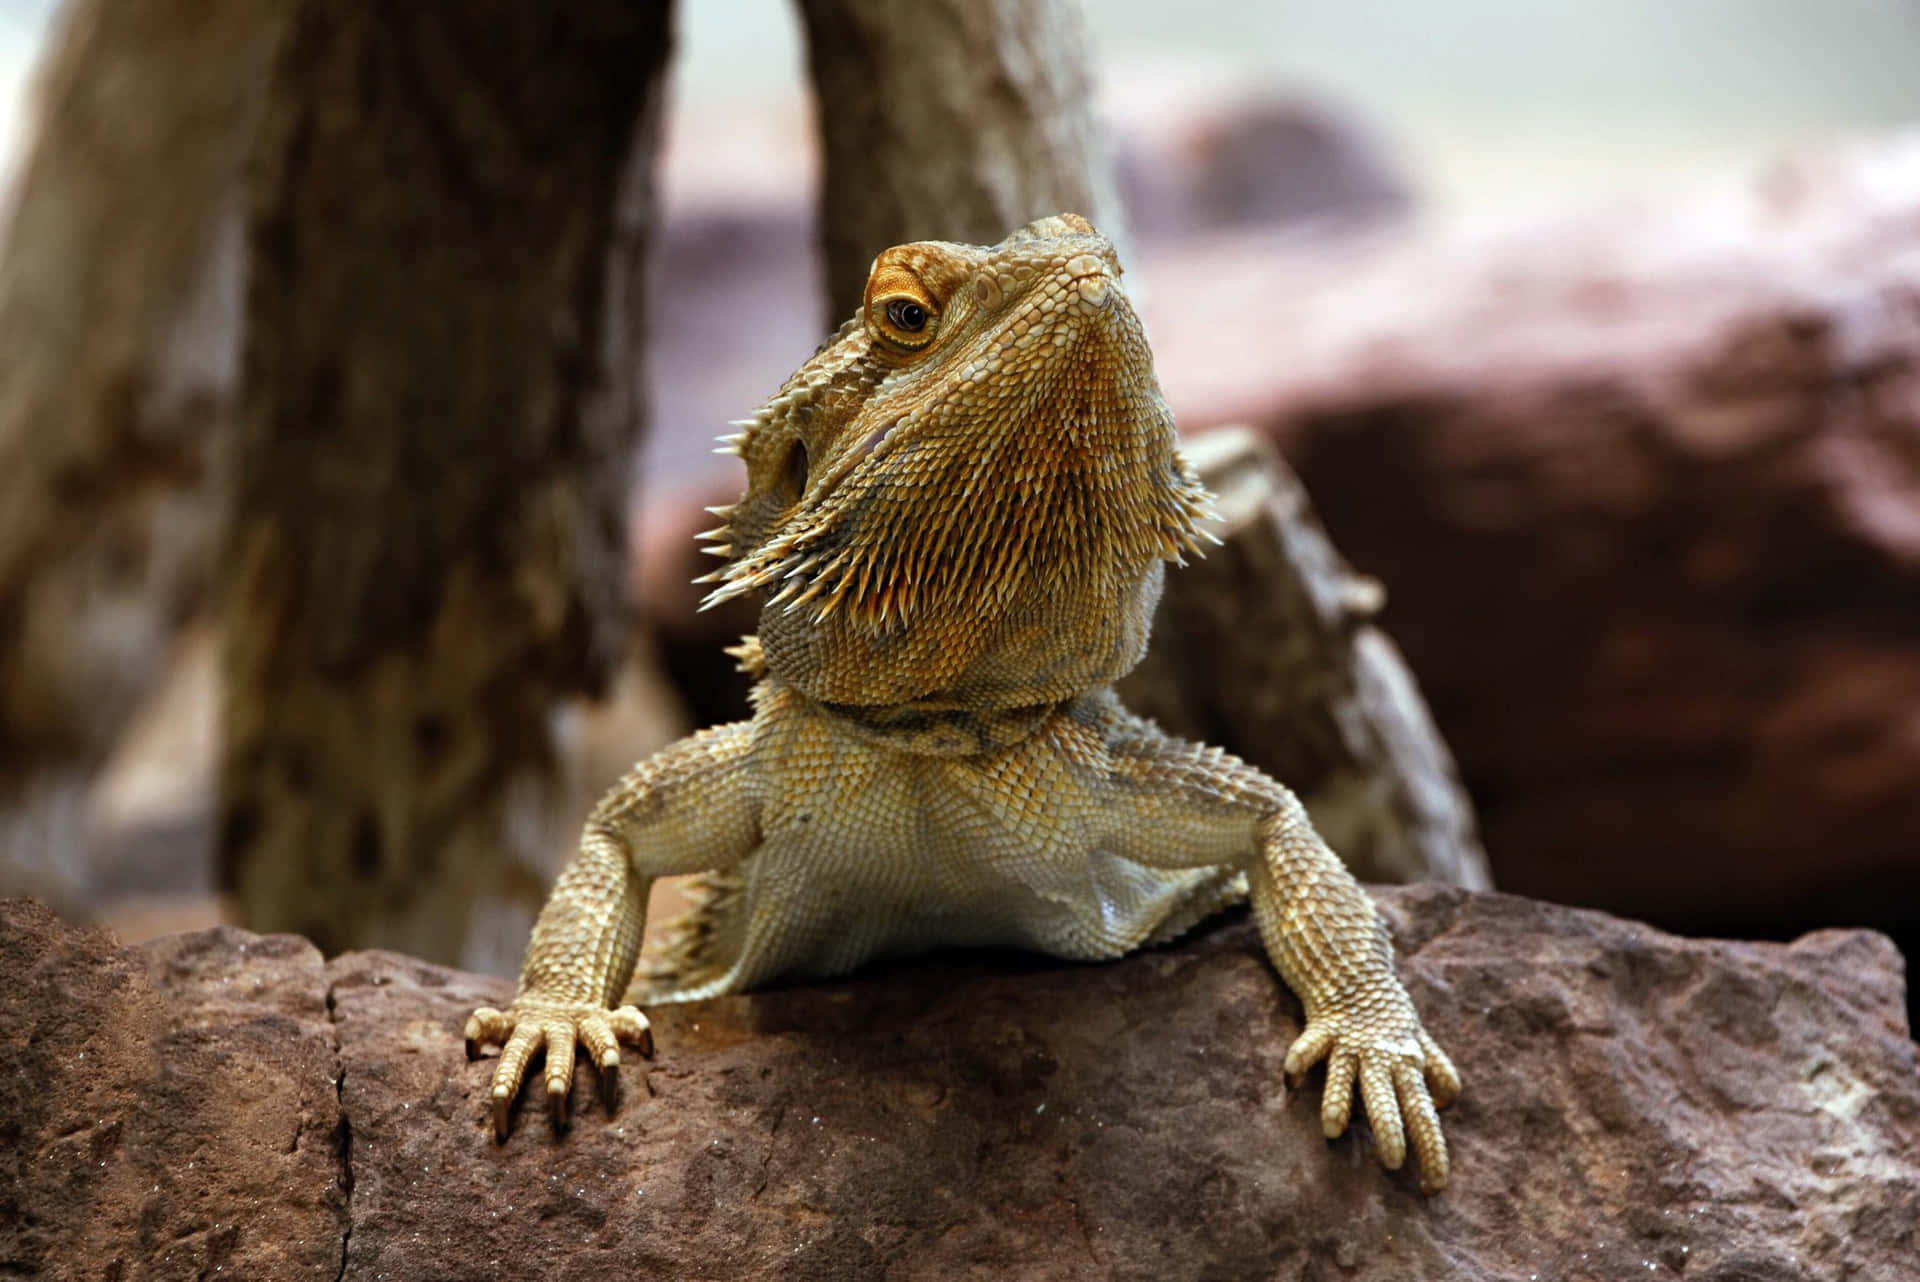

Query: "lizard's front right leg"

xmin=465 ymin=719 xmax=761 ymax=1139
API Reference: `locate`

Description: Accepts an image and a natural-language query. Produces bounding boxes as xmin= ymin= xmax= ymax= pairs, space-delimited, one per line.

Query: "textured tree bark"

xmin=0 ymin=0 xmax=290 ymax=909
xmin=1120 ymin=429 xmax=1492 ymax=889
xmin=795 ymin=0 xmax=1119 ymax=323
xmin=222 ymin=3 xmax=671 ymax=967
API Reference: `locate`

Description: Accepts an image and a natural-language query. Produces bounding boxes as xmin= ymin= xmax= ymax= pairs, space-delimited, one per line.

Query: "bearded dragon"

xmin=465 ymin=214 xmax=1461 ymax=1191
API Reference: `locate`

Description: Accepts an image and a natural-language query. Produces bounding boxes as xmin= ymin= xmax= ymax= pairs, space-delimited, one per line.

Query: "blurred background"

xmin=18 ymin=0 xmax=1920 ymax=208
xmin=1 ymin=1 xmax=1916 ymax=1010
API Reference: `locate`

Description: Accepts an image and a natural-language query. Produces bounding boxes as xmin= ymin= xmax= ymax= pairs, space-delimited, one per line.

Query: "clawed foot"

xmin=465 ymin=999 xmax=654 ymax=1140
xmin=1285 ymin=1015 xmax=1461 ymax=1193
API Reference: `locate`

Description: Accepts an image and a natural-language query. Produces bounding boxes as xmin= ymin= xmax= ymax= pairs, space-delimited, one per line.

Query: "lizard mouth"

xmin=849 ymin=413 xmax=901 ymax=466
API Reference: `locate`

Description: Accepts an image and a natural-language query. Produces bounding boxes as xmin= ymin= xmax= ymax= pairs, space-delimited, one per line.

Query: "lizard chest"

xmin=719 ymin=698 xmax=1223 ymax=985
xmin=751 ymin=726 xmax=1091 ymax=939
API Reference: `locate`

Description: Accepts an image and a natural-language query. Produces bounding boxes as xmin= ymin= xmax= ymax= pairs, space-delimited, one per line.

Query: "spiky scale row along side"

xmin=468 ymin=214 xmax=1461 ymax=1195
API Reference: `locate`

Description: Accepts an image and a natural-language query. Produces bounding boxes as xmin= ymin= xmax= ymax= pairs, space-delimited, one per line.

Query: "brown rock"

xmin=0 ymin=899 xmax=345 ymax=1280
xmin=7 ymin=891 xmax=1917 ymax=1279
xmin=1139 ymin=137 xmax=1920 ymax=938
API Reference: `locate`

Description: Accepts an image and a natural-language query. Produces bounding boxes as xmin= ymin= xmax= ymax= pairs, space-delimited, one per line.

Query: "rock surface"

xmin=0 ymin=900 xmax=345 ymax=1280
xmin=3 ymin=892 xmax=1916 ymax=1280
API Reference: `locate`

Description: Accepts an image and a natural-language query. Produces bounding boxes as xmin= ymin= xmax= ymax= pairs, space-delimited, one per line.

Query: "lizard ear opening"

xmin=779 ymin=438 xmax=809 ymax=504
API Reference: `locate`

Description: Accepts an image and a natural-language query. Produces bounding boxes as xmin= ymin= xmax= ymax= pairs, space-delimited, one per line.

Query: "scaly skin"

xmin=466 ymin=214 xmax=1461 ymax=1191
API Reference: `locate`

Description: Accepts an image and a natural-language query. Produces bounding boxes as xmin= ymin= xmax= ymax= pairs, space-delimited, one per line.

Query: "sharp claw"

xmin=492 ymin=1089 xmax=512 ymax=1142
xmin=601 ymin=1060 xmax=621 ymax=1115
xmin=472 ymin=1002 xmax=654 ymax=1142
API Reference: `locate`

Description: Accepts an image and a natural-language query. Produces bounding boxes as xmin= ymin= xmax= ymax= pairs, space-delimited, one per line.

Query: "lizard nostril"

xmin=1065 ymin=253 xmax=1111 ymax=310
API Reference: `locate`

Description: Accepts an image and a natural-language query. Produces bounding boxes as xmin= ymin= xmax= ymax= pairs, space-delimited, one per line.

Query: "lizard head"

xmin=697 ymin=214 xmax=1213 ymax=712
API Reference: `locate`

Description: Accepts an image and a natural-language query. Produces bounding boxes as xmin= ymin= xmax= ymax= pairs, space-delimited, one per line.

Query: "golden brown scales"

xmin=466 ymin=214 xmax=1461 ymax=1192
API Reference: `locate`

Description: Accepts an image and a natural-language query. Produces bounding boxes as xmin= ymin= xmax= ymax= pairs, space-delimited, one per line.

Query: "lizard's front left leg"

xmin=465 ymin=720 xmax=761 ymax=1139
xmin=1084 ymin=698 xmax=1462 ymax=1192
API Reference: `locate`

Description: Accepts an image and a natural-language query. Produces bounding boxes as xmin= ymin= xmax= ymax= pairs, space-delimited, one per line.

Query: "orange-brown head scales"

xmin=697 ymin=214 xmax=1213 ymax=719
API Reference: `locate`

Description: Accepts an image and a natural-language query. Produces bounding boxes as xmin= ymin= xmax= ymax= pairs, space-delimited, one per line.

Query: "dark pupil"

xmin=886 ymin=299 xmax=928 ymax=332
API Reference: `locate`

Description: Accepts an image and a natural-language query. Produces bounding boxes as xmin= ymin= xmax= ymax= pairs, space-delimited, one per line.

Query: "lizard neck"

xmin=810 ymin=691 xmax=1063 ymax=756
xmin=736 ymin=633 xmax=1079 ymax=756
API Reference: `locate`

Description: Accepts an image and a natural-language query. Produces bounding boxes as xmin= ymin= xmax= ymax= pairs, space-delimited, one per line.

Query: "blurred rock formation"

xmin=1113 ymin=90 xmax=1412 ymax=242
xmin=1142 ymin=137 xmax=1920 ymax=941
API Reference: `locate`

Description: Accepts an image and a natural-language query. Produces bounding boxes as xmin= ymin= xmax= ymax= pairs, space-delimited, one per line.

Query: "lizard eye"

xmin=885 ymin=298 xmax=928 ymax=332
xmin=870 ymin=291 xmax=938 ymax=351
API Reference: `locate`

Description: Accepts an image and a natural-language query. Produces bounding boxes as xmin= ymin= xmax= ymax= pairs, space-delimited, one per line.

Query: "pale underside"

xmin=634 ymin=688 xmax=1250 ymax=1004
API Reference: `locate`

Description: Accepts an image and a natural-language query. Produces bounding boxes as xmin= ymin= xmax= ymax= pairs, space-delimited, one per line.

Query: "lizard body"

xmin=467 ymin=214 xmax=1460 ymax=1191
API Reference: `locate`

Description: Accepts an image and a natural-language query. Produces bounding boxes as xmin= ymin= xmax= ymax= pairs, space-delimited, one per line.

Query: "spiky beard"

xmin=698 ymin=324 xmax=1213 ymax=640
